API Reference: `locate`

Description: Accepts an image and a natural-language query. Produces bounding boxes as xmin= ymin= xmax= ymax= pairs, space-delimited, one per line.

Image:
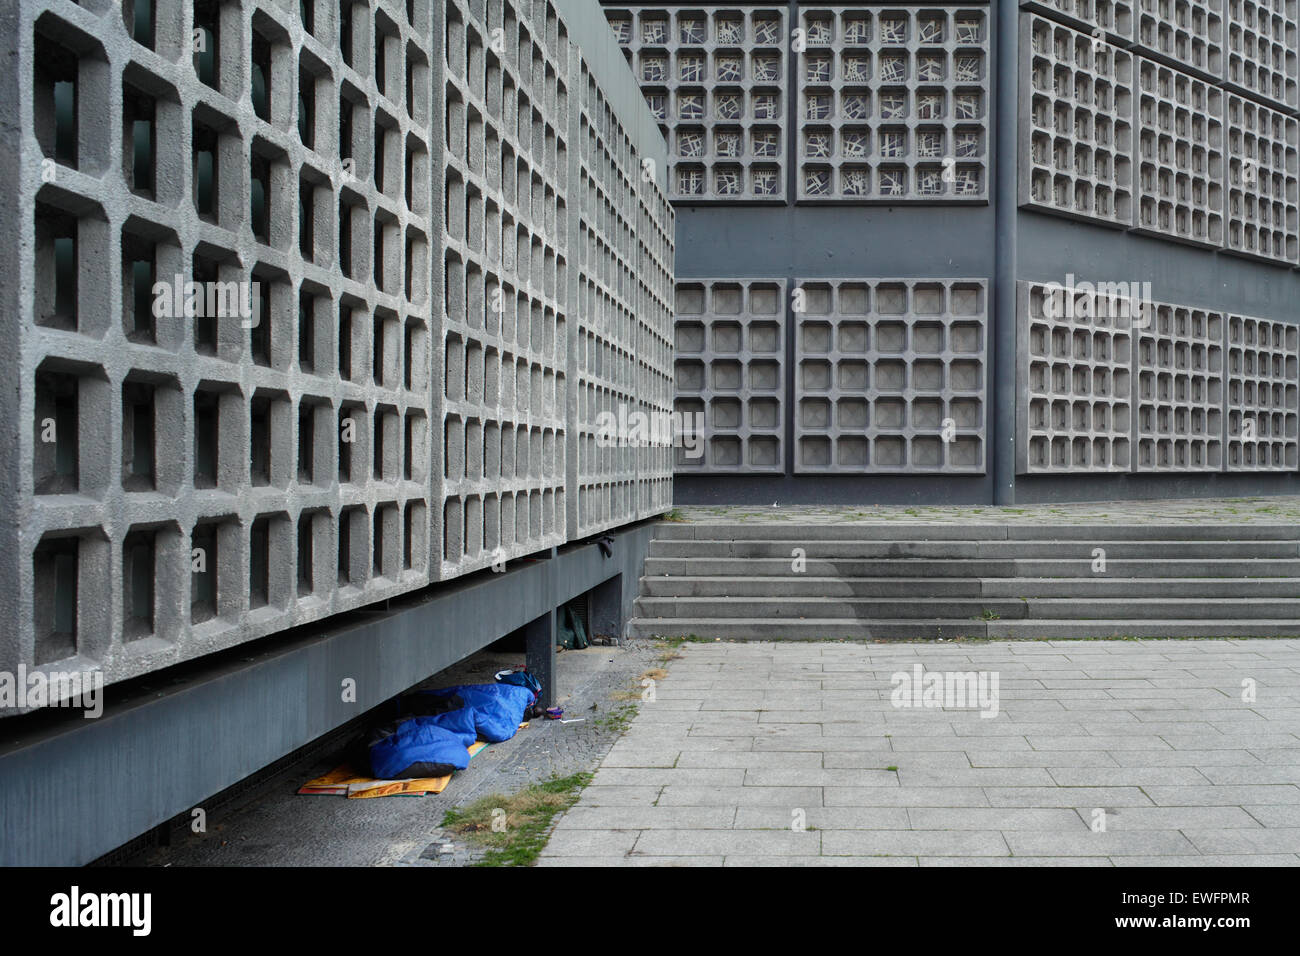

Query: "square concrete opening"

xmin=121 ymin=380 xmax=156 ymax=492
xmin=190 ymin=522 xmax=219 ymax=625
xmin=33 ymin=537 xmax=78 ymax=664
xmin=122 ymin=529 xmax=156 ymax=640
xmin=33 ymin=369 xmax=79 ymax=495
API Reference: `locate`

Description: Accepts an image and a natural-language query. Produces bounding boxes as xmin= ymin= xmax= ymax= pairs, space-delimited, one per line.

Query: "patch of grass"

xmin=977 ymin=608 xmax=1001 ymax=621
xmin=441 ymin=772 xmax=594 ymax=867
xmin=610 ymin=668 xmax=668 ymax=703
xmin=661 ymin=508 xmax=687 ymax=522
xmin=595 ymin=701 xmax=639 ymax=733
xmin=653 ymin=638 xmax=686 ymax=663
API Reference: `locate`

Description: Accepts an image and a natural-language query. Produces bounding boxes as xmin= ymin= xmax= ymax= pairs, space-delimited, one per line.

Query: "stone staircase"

xmin=629 ymin=522 xmax=1300 ymax=639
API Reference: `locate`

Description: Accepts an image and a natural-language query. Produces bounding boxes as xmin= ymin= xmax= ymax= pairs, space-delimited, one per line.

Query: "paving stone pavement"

xmin=537 ymin=638 xmax=1300 ymax=867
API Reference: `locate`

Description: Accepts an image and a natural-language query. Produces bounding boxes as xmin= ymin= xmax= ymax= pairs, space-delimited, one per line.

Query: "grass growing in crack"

xmin=651 ymin=633 xmax=715 ymax=647
xmin=654 ymin=639 xmax=686 ymax=663
xmin=441 ymin=772 xmax=594 ymax=867
xmin=594 ymin=701 xmax=639 ymax=733
xmin=661 ymin=508 xmax=687 ymax=522
xmin=609 ymin=669 xmax=663 ymax=702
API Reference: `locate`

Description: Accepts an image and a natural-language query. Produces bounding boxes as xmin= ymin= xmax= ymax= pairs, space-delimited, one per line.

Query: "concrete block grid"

xmin=1021 ymin=5 xmax=1300 ymax=265
xmin=603 ymin=4 xmax=993 ymax=204
xmin=1138 ymin=0 xmax=1225 ymax=81
xmin=440 ymin=0 xmax=572 ymax=578
xmin=671 ymin=277 xmax=988 ymax=475
xmin=1135 ymin=57 xmax=1224 ymax=246
xmin=1135 ymin=302 xmax=1225 ymax=469
xmin=1017 ymin=280 xmax=1300 ymax=472
xmin=1225 ymin=0 xmax=1298 ymax=111
xmin=794 ymin=278 xmax=988 ymax=473
xmin=795 ymin=5 xmax=991 ymax=202
xmin=1225 ymin=92 xmax=1299 ymax=262
xmin=1020 ymin=12 xmax=1138 ymax=228
xmin=9 ymin=0 xmax=443 ymax=683
xmin=571 ymin=56 xmax=676 ymax=537
xmin=1225 ymin=313 xmax=1300 ymax=468
xmin=604 ymin=5 xmax=789 ymax=201
xmin=673 ymin=279 xmax=788 ymax=472
xmin=1 ymin=0 xmax=674 ymax=692
xmin=1024 ymin=0 xmax=1296 ymax=103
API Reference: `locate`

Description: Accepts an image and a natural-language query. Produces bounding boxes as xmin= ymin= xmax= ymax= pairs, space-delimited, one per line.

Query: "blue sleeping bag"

xmin=421 ymin=683 xmax=537 ymax=743
xmin=367 ymin=682 xmax=537 ymax=778
xmin=368 ymin=706 xmax=479 ymax=779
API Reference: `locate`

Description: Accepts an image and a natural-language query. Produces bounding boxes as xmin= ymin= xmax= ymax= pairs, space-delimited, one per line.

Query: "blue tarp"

xmin=368 ymin=682 xmax=538 ymax=778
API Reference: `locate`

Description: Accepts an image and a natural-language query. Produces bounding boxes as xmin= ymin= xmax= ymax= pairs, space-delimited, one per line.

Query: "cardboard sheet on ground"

xmin=298 ymin=723 xmax=527 ymax=798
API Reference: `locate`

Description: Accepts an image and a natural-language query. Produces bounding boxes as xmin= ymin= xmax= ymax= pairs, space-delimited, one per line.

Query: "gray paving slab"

xmin=1047 ymin=768 xmax=1212 ymax=786
xmin=822 ymin=830 xmax=1011 ymax=857
xmin=1074 ymin=807 xmax=1263 ymax=829
xmin=556 ymin=807 xmax=735 ymax=830
xmin=542 ymin=829 xmax=644 ymax=856
xmin=537 ymin=855 xmax=726 ymax=867
xmin=538 ymin=638 xmax=1300 ymax=866
xmin=824 ymin=787 xmax=993 ymax=807
xmin=634 ymin=829 xmax=823 ymax=857
xmin=1110 ymin=855 xmax=1300 ymax=866
xmin=1005 ymin=831 xmax=1201 ymax=857
xmin=921 ymin=856 xmax=1113 ymax=866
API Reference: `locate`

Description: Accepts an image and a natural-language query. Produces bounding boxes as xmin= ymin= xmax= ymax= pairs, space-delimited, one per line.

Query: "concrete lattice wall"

xmin=606 ymin=4 xmax=993 ymax=202
xmin=793 ymin=278 xmax=988 ymax=474
xmin=607 ymin=3 xmax=995 ymax=483
xmin=0 ymin=0 xmax=673 ymax=697
xmin=607 ymin=5 xmax=790 ymax=201
xmin=1016 ymin=279 xmax=1299 ymax=474
xmin=1016 ymin=1 xmax=1300 ymax=478
xmin=1020 ymin=5 xmax=1300 ymax=264
xmin=603 ymin=1 xmax=1298 ymax=498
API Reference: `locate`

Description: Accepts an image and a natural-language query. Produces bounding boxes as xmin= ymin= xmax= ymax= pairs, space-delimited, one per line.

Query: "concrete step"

xmin=989 ymin=619 xmax=1300 ymax=639
xmin=633 ymin=595 xmax=1300 ymax=621
xmin=639 ymin=575 xmax=1300 ymax=599
xmin=647 ymin=539 xmax=1300 ymax=559
xmin=642 ymin=557 xmax=1300 ymax=578
xmin=980 ymin=577 xmax=1300 ymax=598
xmin=654 ymin=522 xmax=1300 ymax=542
xmin=641 ymin=576 xmax=983 ymax=597
xmin=627 ymin=617 xmax=1300 ymax=640
xmin=653 ymin=523 xmax=1007 ymax=541
xmin=635 ymin=596 xmax=1032 ymax=620
xmin=645 ymin=557 xmax=1020 ymax=577
xmin=636 ymin=521 xmax=1300 ymax=642
xmin=627 ymin=617 xmax=993 ymax=640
